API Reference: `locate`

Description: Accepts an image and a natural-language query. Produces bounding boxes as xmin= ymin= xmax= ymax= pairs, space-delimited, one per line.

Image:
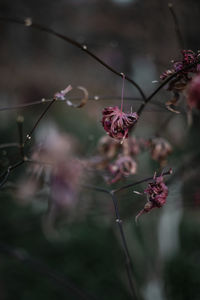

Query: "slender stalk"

xmin=137 ymin=58 xmax=200 ymax=116
xmin=0 ymin=160 xmax=25 ymax=189
xmin=0 ymin=96 xmax=144 ymax=112
xmin=113 ymin=169 xmax=172 ymax=194
xmin=0 ymin=143 xmax=19 ymax=149
xmin=24 ymin=98 xmax=56 ymax=144
xmin=109 ymin=191 xmax=139 ymax=299
xmin=81 ymin=184 xmax=110 ymax=194
xmin=168 ymin=3 xmax=185 ymax=49
xmin=17 ymin=115 xmax=24 ymax=158
xmin=0 ymin=16 xmax=146 ymax=101
xmin=121 ymin=73 xmax=125 ymax=111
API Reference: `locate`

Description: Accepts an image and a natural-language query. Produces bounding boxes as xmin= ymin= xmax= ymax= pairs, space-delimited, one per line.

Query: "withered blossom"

xmin=160 ymin=50 xmax=200 ymax=81
xmin=102 ymin=106 xmax=138 ymax=141
xmin=149 ymin=137 xmax=172 ymax=166
xmin=108 ymin=155 xmax=137 ymax=184
xmin=135 ymin=174 xmax=168 ymax=222
xmin=160 ymin=50 xmax=200 ymax=113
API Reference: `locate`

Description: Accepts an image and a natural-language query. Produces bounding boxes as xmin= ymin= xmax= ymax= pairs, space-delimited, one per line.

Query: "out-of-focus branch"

xmin=0 ymin=241 xmax=99 ymax=300
xmin=17 ymin=115 xmax=24 ymax=158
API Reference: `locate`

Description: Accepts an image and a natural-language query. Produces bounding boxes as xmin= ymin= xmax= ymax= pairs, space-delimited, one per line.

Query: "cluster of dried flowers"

xmin=160 ymin=49 xmax=200 ymax=113
xmin=90 ymin=134 xmax=172 ymax=184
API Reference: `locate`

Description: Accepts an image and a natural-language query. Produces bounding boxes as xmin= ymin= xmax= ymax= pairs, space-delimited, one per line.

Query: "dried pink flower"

xmin=108 ymin=155 xmax=137 ymax=184
xmin=54 ymin=85 xmax=72 ymax=100
xmin=135 ymin=175 xmax=168 ymax=221
xmin=102 ymin=106 xmax=138 ymax=141
xmin=160 ymin=50 xmax=200 ymax=81
xmin=187 ymin=74 xmax=200 ymax=110
xmin=160 ymin=50 xmax=200 ymax=112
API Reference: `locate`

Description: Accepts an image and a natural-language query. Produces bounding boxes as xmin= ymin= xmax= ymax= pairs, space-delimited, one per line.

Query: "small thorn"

xmin=133 ymin=190 xmax=143 ymax=195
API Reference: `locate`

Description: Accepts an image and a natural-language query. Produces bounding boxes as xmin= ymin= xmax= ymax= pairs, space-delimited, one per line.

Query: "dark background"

xmin=0 ymin=0 xmax=200 ymax=299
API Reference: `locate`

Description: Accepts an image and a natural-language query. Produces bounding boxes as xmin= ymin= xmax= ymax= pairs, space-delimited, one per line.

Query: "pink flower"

xmin=102 ymin=106 xmax=138 ymax=141
xmin=160 ymin=50 xmax=200 ymax=81
xmin=108 ymin=155 xmax=137 ymax=184
xmin=135 ymin=175 xmax=168 ymax=221
xmin=187 ymin=74 xmax=200 ymax=110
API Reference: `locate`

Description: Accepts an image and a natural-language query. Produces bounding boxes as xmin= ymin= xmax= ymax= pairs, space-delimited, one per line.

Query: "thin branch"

xmin=24 ymin=98 xmax=56 ymax=144
xmin=0 ymin=241 xmax=98 ymax=300
xmin=0 ymin=143 xmax=19 ymax=149
xmin=109 ymin=192 xmax=139 ymax=300
xmin=113 ymin=169 xmax=172 ymax=194
xmin=137 ymin=58 xmax=200 ymax=116
xmin=81 ymin=184 xmax=110 ymax=194
xmin=0 ymin=16 xmax=146 ymax=101
xmin=168 ymin=3 xmax=185 ymax=49
xmin=0 ymin=97 xmax=143 ymax=112
xmin=17 ymin=115 xmax=24 ymax=158
xmin=0 ymin=160 xmax=25 ymax=189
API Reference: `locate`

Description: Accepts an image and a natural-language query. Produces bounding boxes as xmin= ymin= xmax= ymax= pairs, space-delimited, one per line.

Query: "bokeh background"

xmin=0 ymin=0 xmax=200 ymax=299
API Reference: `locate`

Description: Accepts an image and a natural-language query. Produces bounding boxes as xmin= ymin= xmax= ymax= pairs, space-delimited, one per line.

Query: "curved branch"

xmin=0 ymin=16 xmax=146 ymax=101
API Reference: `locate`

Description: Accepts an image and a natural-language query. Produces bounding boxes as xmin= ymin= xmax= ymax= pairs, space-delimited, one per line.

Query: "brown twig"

xmin=137 ymin=58 xmax=200 ymax=116
xmin=24 ymin=98 xmax=56 ymax=144
xmin=0 ymin=16 xmax=146 ymax=101
xmin=168 ymin=3 xmax=185 ymax=49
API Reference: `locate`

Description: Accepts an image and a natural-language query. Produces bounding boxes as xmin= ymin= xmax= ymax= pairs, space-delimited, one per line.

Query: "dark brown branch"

xmin=109 ymin=192 xmax=139 ymax=300
xmin=17 ymin=115 xmax=24 ymax=158
xmin=0 ymin=16 xmax=146 ymax=101
xmin=24 ymin=98 xmax=56 ymax=144
xmin=137 ymin=58 xmax=200 ymax=116
xmin=168 ymin=3 xmax=185 ymax=49
xmin=0 ymin=97 xmax=143 ymax=112
xmin=113 ymin=169 xmax=172 ymax=194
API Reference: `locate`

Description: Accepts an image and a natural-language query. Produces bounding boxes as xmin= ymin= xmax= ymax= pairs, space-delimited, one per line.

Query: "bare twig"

xmin=0 ymin=143 xmax=19 ymax=149
xmin=137 ymin=58 xmax=200 ymax=116
xmin=168 ymin=3 xmax=185 ymax=49
xmin=113 ymin=169 xmax=172 ymax=194
xmin=0 ymin=16 xmax=146 ymax=101
xmin=109 ymin=191 xmax=139 ymax=300
xmin=24 ymin=98 xmax=56 ymax=144
xmin=0 ymin=97 xmax=143 ymax=112
xmin=17 ymin=115 xmax=24 ymax=158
